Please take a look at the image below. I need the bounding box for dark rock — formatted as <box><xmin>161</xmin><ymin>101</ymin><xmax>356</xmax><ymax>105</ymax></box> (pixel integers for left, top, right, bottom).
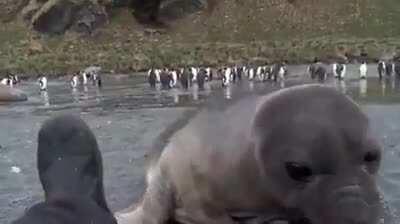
<box><xmin>129</xmin><ymin>0</ymin><xmax>210</xmax><ymax>25</ymax></box>
<box><xmin>29</xmin><ymin>0</ymin><xmax>108</xmax><ymax>35</ymax></box>
<box><xmin>129</xmin><ymin>0</ymin><xmax>162</xmax><ymax>25</ymax></box>
<box><xmin>110</xmin><ymin>0</ymin><xmax>130</xmax><ymax>7</ymax></box>
<box><xmin>31</xmin><ymin>0</ymin><xmax>76</xmax><ymax>34</ymax></box>
<box><xmin>70</xmin><ymin>2</ymin><xmax>108</xmax><ymax>35</ymax></box>
<box><xmin>159</xmin><ymin>0</ymin><xmax>207</xmax><ymax>21</ymax></box>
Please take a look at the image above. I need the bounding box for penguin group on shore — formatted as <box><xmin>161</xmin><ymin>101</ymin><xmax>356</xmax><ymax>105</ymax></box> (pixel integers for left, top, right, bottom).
<box><xmin>377</xmin><ymin>60</ymin><xmax>398</xmax><ymax>80</ymax></box>
<box><xmin>147</xmin><ymin>62</ymin><xmax>288</xmax><ymax>90</ymax></box>
<box><xmin>81</xmin><ymin>71</ymin><xmax>102</xmax><ymax>87</ymax></box>
<box><xmin>35</xmin><ymin>67</ymin><xmax>103</xmax><ymax>93</ymax></box>
<box><xmin>307</xmin><ymin>58</ymin><xmax>400</xmax><ymax>82</ymax></box>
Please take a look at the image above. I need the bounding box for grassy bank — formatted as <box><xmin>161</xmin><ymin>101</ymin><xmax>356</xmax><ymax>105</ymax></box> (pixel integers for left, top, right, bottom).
<box><xmin>1</xmin><ymin>0</ymin><xmax>400</xmax><ymax>75</ymax></box>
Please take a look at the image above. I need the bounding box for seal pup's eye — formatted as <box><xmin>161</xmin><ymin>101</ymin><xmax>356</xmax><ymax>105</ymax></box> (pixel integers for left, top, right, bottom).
<box><xmin>364</xmin><ymin>151</ymin><xmax>380</xmax><ymax>163</ymax></box>
<box><xmin>285</xmin><ymin>162</ymin><xmax>313</xmax><ymax>182</ymax></box>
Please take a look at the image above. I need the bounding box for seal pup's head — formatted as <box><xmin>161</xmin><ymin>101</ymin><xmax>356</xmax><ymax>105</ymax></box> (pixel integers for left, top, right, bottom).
<box><xmin>252</xmin><ymin>84</ymin><xmax>382</xmax><ymax>224</ymax></box>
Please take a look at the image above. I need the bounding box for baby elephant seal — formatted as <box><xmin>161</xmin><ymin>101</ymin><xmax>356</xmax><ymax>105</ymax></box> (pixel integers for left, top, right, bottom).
<box><xmin>12</xmin><ymin>115</ymin><xmax>117</xmax><ymax>224</ymax></box>
<box><xmin>116</xmin><ymin>84</ymin><xmax>382</xmax><ymax>224</ymax></box>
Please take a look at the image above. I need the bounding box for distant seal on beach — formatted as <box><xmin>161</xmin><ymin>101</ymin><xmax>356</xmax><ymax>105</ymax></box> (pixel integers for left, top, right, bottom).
<box><xmin>12</xmin><ymin>115</ymin><xmax>117</xmax><ymax>224</ymax></box>
<box><xmin>116</xmin><ymin>84</ymin><xmax>382</xmax><ymax>224</ymax></box>
<box><xmin>0</xmin><ymin>85</ymin><xmax>27</xmax><ymax>102</ymax></box>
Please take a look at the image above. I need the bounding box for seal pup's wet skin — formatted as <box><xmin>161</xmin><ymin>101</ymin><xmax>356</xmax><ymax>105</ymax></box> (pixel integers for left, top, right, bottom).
<box><xmin>117</xmin><ymin>84</ymin><xmax>382</xmax><ymax>224</ymax></box>
<box><xmin>12</xmin><ymin>115</ymin><xmax>117</xmax><ymax>224</ymax></box>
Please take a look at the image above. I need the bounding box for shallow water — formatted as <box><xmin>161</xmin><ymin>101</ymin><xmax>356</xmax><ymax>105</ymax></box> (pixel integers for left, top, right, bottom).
<box><xmin>0</xmin><ymin>64</ymin><xmax>399</xmax><ymax>223</ymax></box>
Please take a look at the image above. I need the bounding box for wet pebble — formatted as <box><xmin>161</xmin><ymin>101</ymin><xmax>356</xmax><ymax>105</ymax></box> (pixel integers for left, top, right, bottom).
<box><xmin>8</xmin><ymin>195</ymin><xmax>34</xmax><ymax>207</ymax></box>
<box><xmin>10</xmin><ymin>166</ymin><xmax>21</xmax><ymax>174</ymax></box>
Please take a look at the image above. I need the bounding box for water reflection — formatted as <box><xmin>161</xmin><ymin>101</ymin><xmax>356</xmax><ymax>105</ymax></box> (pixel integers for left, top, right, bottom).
<box><xmin>381</xmin><ymin>79</ymin><xmax>386</xmax><ymax>97</ymax></box>
<box><xmin>224</xmin><ymin>85</ymin><xmax>232</xmax><ymax>99</ymax></box>
<box><xmin>391</xmin><ymin>77</ymin><xmax>395</xmax><ymax>91</ymax></box>
<box><xmin>249</xmin><ymin>81</ymin><xmax>254</xmax><ymax>92</ymax></box>
<box><xmin>155</xmin><ymin>83</ymin><xmax>161</xmax><ymax>92</ymax></box>
<box><xmin>379</xmin><ymin>77</ymin><xmax>399</xmax><ymax>97</ymax></box>
<box><xmin>340</xmin><ymin>80</ymin><xmax>347</xmax><ymax>94</ymax></box>
<box><xmin>95</xmin><ymin>89</ymin><xmax>102</xmax><ymax>103</ymax></box>
<box><xmin>192</xmin><ymin>84</ymin><xmax>199</xmax><ymax>101</ymax></box>
<box><xmin>82</xmin><ymin>86</ymin><xmax>89</xmax><ymax>101</ymax></box>
<box><xmin>331</xmin><ymin>79</ymin><xmax>345</xmax><ymax>94</ymax></box>
<box><xmin>204</xmin><ymin>82</ymin><xmax>212</xmax><ymax>95</ymax></box>
<box><xmin>22</xmin><ymin>74</ymin><xmax>400</xmax><ymax>116</ymax></box>
<box><xmin>381</xmin><ymin>78</ymin><xmax>395</xmax><ymax>97</ymax></box>
<box><xmin>171</xmin><ymin>88</ymin><xmax>180</xmax><ymax>104</ymax></box>
<box><xmin>279</xmin><ymin>80</ymin><xmax>285</xmax><ymax>89</ymax></box>
<box><xmin>72</xmin><ymin>88</ymin><xmax>79</xmax><ymax>103</ymax></box>
<box><xmin>359</xmin><ymin>79</ymin><xmax>367</xmax><ymax>98</ymax></box>
<box><xmin>395</xmin><ymin>78</ymin><xmax>400</xmax><ymax>91</ymax></box>
<box><xmin>156</xmin><ymin>83</ymin><xmax>213</xmax><ymax>105</ymax></box>
<box><xmin>40</xmin><ymin>91</ymin><xmax>50</xmax><ymax>107</ymax></box>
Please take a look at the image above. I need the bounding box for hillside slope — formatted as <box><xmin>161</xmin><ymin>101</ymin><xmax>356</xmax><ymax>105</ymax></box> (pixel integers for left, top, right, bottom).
<box><xmin>1</xmin><ymin>0</ymin><xmax>400</xmax><ymax>74</ymax></box>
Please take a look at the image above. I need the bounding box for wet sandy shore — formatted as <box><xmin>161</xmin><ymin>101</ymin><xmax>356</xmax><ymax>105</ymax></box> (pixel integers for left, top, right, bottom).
<box><xmin>1</xmin><ymin>64</ymin><xmax>399</xmax><ymax>223</ymax></box>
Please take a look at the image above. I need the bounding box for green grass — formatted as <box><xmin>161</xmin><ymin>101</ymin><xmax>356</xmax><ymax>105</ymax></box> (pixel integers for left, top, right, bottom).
<box><xmin>2</xmin><ymin>1</ymin><xmax>400</xmax><ymax>74</ymax></box>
